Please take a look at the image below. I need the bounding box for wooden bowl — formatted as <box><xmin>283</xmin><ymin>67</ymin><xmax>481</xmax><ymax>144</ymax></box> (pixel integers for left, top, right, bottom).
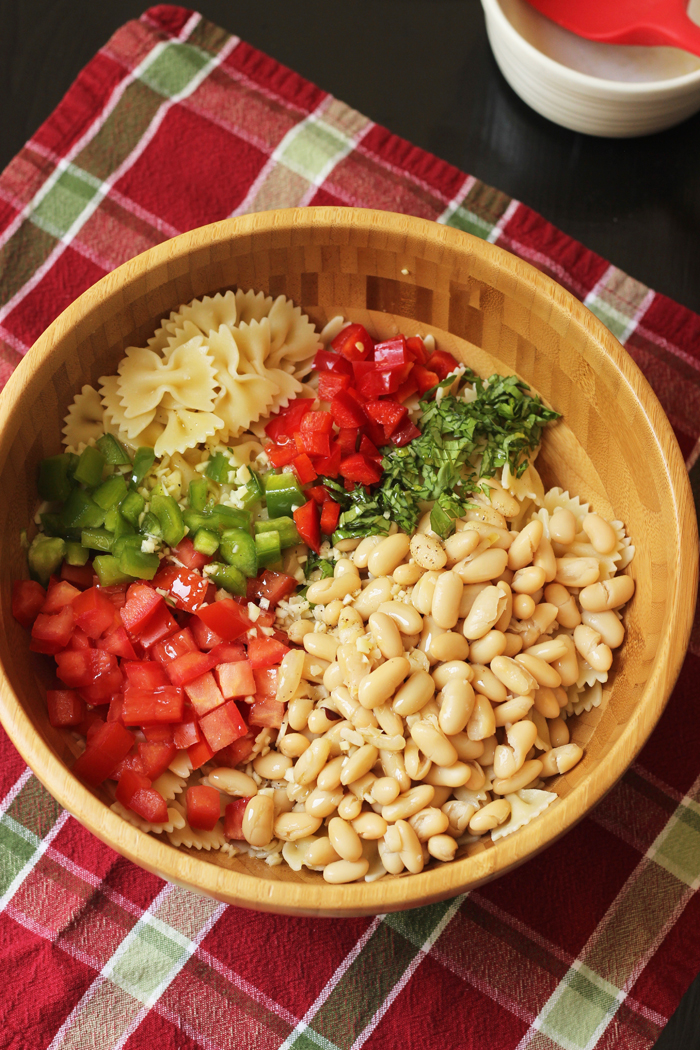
<box><xmin>0</xmin><ymin>208</ymin><xmax>696</xmax><ymax>917</ymax></box>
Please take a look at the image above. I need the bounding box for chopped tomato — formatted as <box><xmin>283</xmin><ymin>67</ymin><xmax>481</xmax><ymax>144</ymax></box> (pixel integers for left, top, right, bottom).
<box><xmin>189</xmin><ymin>618</ymin><xmax>223</xmax><ymax>651</ymax></box>
<box><xmin>12</xmin><ymin>580</ymin><xmax>46</xmax><ymax>628</ymax></box>
<box><xmin>251</xmin><ymin>570</ymin><xmax>298</xmax><ymax>608</ymax></box>
<box><xmin>123</xmin><ymin>661</ymin><xmax>169</xmax><ymax>689</ymax></box>
<box><xmin>30</xmin><ymin>605</ymin><xmax>75</xmax><ymax>655</ymax></box>
<box><xmin>55</xmin><ymin>649</ymin><xmax>118</xmax><ymax>688</ymax></box>
<box><xmin>339</xmin><ymin>452</ymin><xmax>383</xmax><ymax>486</ymax></box>
<box><xmin>107</xmin><ymin>695</ymin><xmax>125</xmax><ymax>724</ymax></box>
<box><xmin>152</xmin><ymin>626</ymin><xmax>199</xmax><ymax>663</ymax></box>
<box><xmin>173</xmin><ymin>717</ymin><xmax>201</xmax><ymax>750</ymax></box>
<box><xmin>184</xmin><ymin>671</ymin><xmax>225</xmax><ymax>717</ymax></box>
<box><xmin>137</xmin><ymin>603</ymin><xmax>179</xmax><ymax>649</ymax></box>
<box><xmin>60</xmin><ymin>561</ymin><xmax>94</xmax><ymax>590</ymax></box>
<box><xmin>72</xmin><ymin>586</ymin><xmax>117</xmax><ymax>639</ymax></box>
<box><xmin>152</xmin><ymin>564</ymin><xmax>209</xmax><ymax>614</ymax></box>
<box><xmin>137</xmin><ymin>740</ymin><xmax>177</xmax><ymax>780</ymax></box>
<box><xmin>67</xmin><ymin>626</ymin><xmax>93</xmax><ymax>651</ymax></box>
<box><xmin>216</xmin><ymin>660</ymin><xmax>256</xmax><ymax>699</ymax></box>
<box><xmin>186</xmin><ymin>785</ymin><xmax>221</xmax><ymax>831</ymax></box>
<box><xmin>224</xmin><ymin>798</ymin><xmax>251</xmax><ymax>840</ymax></box>
<box><xmin>331</xmin><ymin>322</ymin><xmax>374</xmax><ymax>361</ymax></box>
<box><xmin>78</xmin><ymin>666</ymin><xmax>124</xmax><ymax>703</ymax></box>
<box><xmin>208</xmin><ymin>642</ymin><xmax>247</xmax><ymax>665</ymax></box>
<box><xmin>293</xmin><ymin>500</ymin><xmax>320</xmax><ymax>554</ymax></box>
<box><xmin>188</xmin><ymin>737</ymin><xmax>215</xmax><ymax>770</ymax></box>
<box><xmin>199</xmin><ymin>700</ymin><xmax>247</xmax><ymax>752</ymax></box>
<box><xmin>116</xmin><ymin>769</ymin><xmax>168</xmax><ymax>824</ymax></box>
<box><xmin>96</xmin><ymin>624</ymin><xmax>137</xmax><ymax>660</ymax></box>
<box><xmin>246</xmin><ymin>636</ymin><xmax>289</xmax><ymax>670</ymax></box>
<box><xmin>253</xmin><ymin>667</ymin><xmax>278</xmax><ymax>698</ymax></box>
<box><xmin>73</xmin><ymin>721</ymin><xmax>135</xmax><ymax>786</ymax></box>
<box><xmin>320</xmin><ymin>499</ymin><xmax>341</xmax><ymax>535</ymax></box>
<box><xmin>196</xmin><ymin>599</ymin><xmax>253</xmax><ymax>642</ymax></box>
<box><xmin>46</xmin><ymin>689</ymin><xmax>85</xmax><ymax>728</ymax></box>
<box><xmin>122</xmin><ymin>686</ymin><xmax>185</xmax><ymax>725</ymax></box>
<box><xmin>120</xmin><ymin>583</ymin><xmax>163</xmax><ymax>635</ymax></box>
<box><xmin>248</xmin><ymin>696</ymin><xmax>285</xmax><ymax>728</ymax></box>
<box><xmin>42</xmin><ymin>579</ymin><xmax>81</xmax><ymax>614</ymax></box>
<box><xmin>217</xmin><ymin>730</ymin><xmax>256</xmax><ymax>768</ymax></box>
<box><xmin>166</xmin><ymin>650</ymin><xmax>218</xmax><ymax>688</ymax></box>
<box><xmin>171</xmin><ymin>536</ymin><xmax>212</xmax><ymax>572</ymax></box>
<box><xmin>142</xmin><ymin>723</ymin><xmax>174</xmax><ymax>743</ymax></box>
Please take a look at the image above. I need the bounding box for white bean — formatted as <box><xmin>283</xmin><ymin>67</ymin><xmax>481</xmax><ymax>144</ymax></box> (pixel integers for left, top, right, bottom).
<box><xmin>368</xmin><ymin>533</ymin><xmax>411</xmax><ymax>577</ymax></box>
<box><xmin>323</xmin><ymin>858</ymin><xmax>369</xmax><ymax>883</ymax></box>
<box><xmin>243</xmin><ymin>795</ymin><xmax>275</xmax><ymax>846</ymax></box>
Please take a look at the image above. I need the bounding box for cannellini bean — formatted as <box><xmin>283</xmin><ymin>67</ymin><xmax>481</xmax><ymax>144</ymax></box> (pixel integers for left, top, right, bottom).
<box><xmin>411</xmin><ymin>570</ymin><xmax>440</xmax><ymax>616</ymax></box>
<box><xmin>337</xmin><ymin>643</ymin><xmax>371</xmax><ymax>696</ymax></box>
<box><xmin>507</xmin><ymin>520</ymin><xmax>543</xmax><ymax>570</ymax></box>
<box><xmin>438</xmin><ymin>677</ymin><xmax>475</xmax><ymax>735</ymax></box>
<box><xmin>548</xmin><ymin>716</ymin><xmax>570</xmax><ymax>748</ymax></box>
<box><xmin>493</xmin><ymin>719</ymin><xmax>538</xmax><ymax>778</ymax></box>
<box><xmin>427</xmin><ymin>834</ymin><xmax>458</xmax><ymax>862</ymax></box>
<box><xmin>442</xmin><ymin>799</ymin><xmax>476</xmax><ymax>836</ymax></box>
<box><xmin>404</xmin><ymin>739</ymin><xmax>432</xmax><ymax>780</ymax></box>
<box><xmin>466</xmin><ymin>692</ymin><xmax>497</xmax><ymax>740</ymax></box>
<box><xmin>273</xmin><ymin>789</ymin><xmax>295</xmax><ymax>815</ymax></box>
<box><xmin>490</xmin><ymin>655</ymin><xmax>538</xmax><ymax>695</ymax></box>
<box><xmin>380</xmin><ymin>749</ymin><xmax>411</xmax><ymax>793</ymax></box>
<box><xmin>411</xmin><ymin>719</ymin><xmax>459</xmax><ymax>767</ymax></box>
<box><xmin>352</xmin><ymin>576</ymin><xmax>394</xmax><ymax>619</ymax></box>
<box><xmin>305</xmin><ymin>787</ymin><xmax>344</xmax><ymax>818</ymax></box>
<box><xmin>477</xmin><ymin>735</ymin><xmax>497</xmax><ymax>767</ymax></box>
<box><xmin>368</xmin><ymin>533</ymin><xmax>411</xmax><ymax>577</ymax></box>
<box><xmin>513</xmin><ymin>593</ymin><xmax>536</xmax><ymax>619</ymax></box>
<box><xmin>303</xmin><ymin>633</ymin><xmax>339</xmax><ymax>662</ymax></box>
<box><xmin>511</xmin><ymin>566</ymin><xmax>547</xmax><ymax>595</ymax></box>
<box><xmin>374</xmin><ymin>704</ymin><xmax>404</xmax><ymax>738</ymax></box>
<box><xmin>274</xmin><ymin>811</ymin><xmax>323</xmax><ymax>841</ymax></box>
<box><xmin>581</xmin><ymin>609</ymin><xmax>625</xmax><ymax>648</ymax></box>
<box><xmin>293</xmin><ymin>738</ymin><xmax>332</xmax><ymax>784</ymax></box>
<box><xmin>254</xmin><ymin>751</ymin><xmax>293</xmax><ymax>781</ymax></box>
<box><xmin>530</xmin><ymin>708</ymin><xmax>550</xmax><ymax>749</ymax></box>
<box><xmin>431</xmin><ymin>570</ymin><xmax>464</xmax><ymax>629</ymax></box>
<box><xmin>306</xmin><ymin>571</ymin><xmax>361</xmax><ymax>605</ymax></box>
<box><xmin>307</xmin><ymin>708</ymin><xmax>339</xmax><ymax>734</ymax></box>
<box><xmin>533</xmin><ymin>686</ymin><xmax>561</xmax><ymax>719</ymax></box>
<box><xmin>410</xmin><ymin>532</ymin><xmax>447</xmax><ymax>570</ymax></box>
<box><xmin>379</xmin><ymin>601</ymin><xmax>423</xmax><ymax>635</ymax></box>
<box><xmin>368</xmin><ymin>612</ymin><xmax>404</xmax><ymax>660</ymax></box>
<box><xmin>524</xmin><ymin>637</ymin><xmax>569</xmax><ymax>662</ymax></box>
<box><xmin>482</xmin><ymin>478</ymin><xmax>521</xmax><ymax>519</ymax></box>
<box><xmin>459</xmin><ymin>582</ymin><xmax>489</xmax><ymax>619</ymax></box>
<box><xmin>341</xmin><ymin>744</ymin><xmax>379</xmax><ymax>785</ymax></box>
<box><xmin>463</xmin><ymin>501</ymin><xmax>507</xmax><ymax>529</ymax></box>
<box><xmin>449</xmin><ymin>733</ymin><xmax>485</xmax><ymax>761</ymax></box>
<box><xmin>550</xmin><ymin>508</ymin><xmax>577</xmax><ymax>545</ymax></box>
<box><xmin>338</xmin><ymin>793</ymin><xmax>363</xmax><ymax>820</ymax></box>
<box><xmin>503</xmin><ymin>632</ymin><xmax>523</xmax><ymax>657</ymax></box>
<box><xmin>534</xmin><ymin>535</ymin><xmax>557</xmax><ymax>583</ymax></box>
<box><xmin>243</xmin><ymin>794</ymin><xmax>275</xmax><ymax>846</ymax></box>
<box><xmin>346</xmin><ymin>772</ymin><xmax>377</xmax><ymax>799</ymax></box>
<box><xmin>335</xmin><ymin>538</ymin><xmax>360</xmax><ymax>553</ymax></box>
<box><xmin>358</xmin><ymin>657</ymin><xmax>410</xmax><ymax>709</ymax></box>
<box><xmin>574</xmin><ymin>624</ymin><xmax>613</xmax><ymax>672</ymax></box>
<box><xmin>382</xmin><ymin>784</ymin><xmax>435</xmax><ymax>822</ymax></box>
<box><xmin>579</xmin><ymin>575</ymin><xmax>635</xmax><ymax>612</ymax></box>
<box><xmin>470</xmin><ymin>663</ymin><xmax>508</xmax><ymax>703</ymax></box>
<box><xmin>393</xmin><ymin>561</ymin><xmax>424</xmax><ymax>586</ymax></box>
<box><xmin>328</xmin><ymin>816</ymin><xmax>363</xmax><ymax>862</ymax></box>
<box><xmin>323</xmin><ymin>858</ymin><xmax>370</xmax><ymax>883</ymax></box>
<box><xmin>492</xmin><ymin>758</ymin><xmax>543</xmax><ymax>794</ymax></box>
<box><xmin>393</xmin><ymin>669</ymin><xmax>435</xmax><ymax>716</ymax></box>
<box><xmin>555</xmin><ymin>557</ymin><xmax>600</xmax><ymax>588</ymax></box>
<box><xmin>454</xmin><ymin>547</ymin><xmax>509</xmax><ymax>584</ymax></box>
<box><xmin>306</xmin><ymin>836</ymin><xmax>341</xmax><ymax>867</ymax></box>
<box><xmin>331</xmin><ymin>686</ymin><xmax>360</xmax><ymax>721</ymax></box>
<box><xmin>515</xmin><ymin>652</ymin><xmax>562</xmax><ymax>688</ymax></box>
<box><xmin>464</xmin><ymin>760</ymin><xmax>487</xmax><ymax>789</ymax></box>
<box><xmin>371</xmin><ymin>777</ymin><xmax>401</xmax><ymax>805</ymax></box>
<box><xmin>353</xmin><ymin>535</ymin><xmax>384</xmax><ymax>569</ymax></box>
<box><xmin>352</xmin><ymin>811</ymin><xmax>387</xmax><ymax>839</ymax></box>
<box><xmin>279</xmin><ymin>733</ymin><xmax>312</xmax><ymax>758</ymax></box>
<box><xmin>532</xmin><ymin>602</ymin><xmax>559</xmax><ymax>635</ymax></box>
<box><xmin>409</xmin><ymin>807</ymin><xmax>450</xmax><ymax>841</ymax></box>
<box><xmin>209</xmin><ymin>768</ymin><xmax>258</xmax><ymax>796</ymax></box>
<box><xmin>419</xmin><ymin>615</ymin><xmax>446</xmax><ymax>665</ymax></box>
<box><xmin>462</xmin><ymin>585</ymin><xmax>507</xmax><ymax>640</ymax></box>
<box><xmin>551</xmin><ymin>633</ymin><xmax>579</xmax><ymax>687</ymax></box>
<box><xmin>493</xmin><ymin>694</ymin><xmax>534</xmax><ymax>726</ymax></box>
<box><xmin>582</xmin><ymin>513</ymin><xmax>617</xmax><ymax>554</ymax></box>
<box><xmin>460</xmin><ymin>520</ymin><xmax>513</xmax><ymax>550</ymax></box>
<box><xmin>302</xmin><ymin>652</ymin><xmax>330</xmax><ymax>684</ymax></box>
<box><xmin>378</xmin><ymin>840</ymin><xmax>405</xmax><ymax>875</ymax></box>
<box><xmin>469</xmin><ymin>799</ymin><xmax>511</xmax><ymax>834</ymax></box>
<box><xmin>430</xmin><ymin>786</ymin><xmax>452</xmax><ymax>808</ymax></box>
<box><xmin>317</xmin><ymin>754</ymin><xmax>345</xmax><ymax>791</ymax></box>
<box><xmin>430</xmin><ymin>631</ymin><xmax>470</xmax><ymax>663</ymax></box>
<box><xmin>286</xmin><ymin>620</ymin><xmax>315</xmax><ymax>644</ymax></box>
<box><xmin>431</xmin><ymin>660</ymin><xmax>472</xmax><ymax>690</ymax></box>
<box><xmin>540</xmin><ymin>743</ymin><xmax>584</xmax><ymax>776</ymax></box>
<box><xmin>396</xmin><ymin>819</ymin><xmax>425</xmax><ymax>874</ymax></box>
<box><xmin>323</xmin><ymin>661</ymin><xmax>345</xmax><ymax>691</ymax></box>
<box><xmin>424</xmin><ymin>761</ymin><xmax>471</xmax><ymax>787</ymax></box>
<box><xmin>493</xmin><ymin>580</ymin><xmax>513</xmax><ymax>633</ymax></box>
<box><xmin>467</xmin><ymin>630</ymin><xmax>505</xmax><ymax>664</ymax></box>
<box><xmin>338</xmin><ymin>605</ymin><xmax>364</xmax><ymax>633</ymax></box>
<box><xmin>444</xmin><ymin>529</ymin><xmax>481</xmax><ymax>566</ymax></box>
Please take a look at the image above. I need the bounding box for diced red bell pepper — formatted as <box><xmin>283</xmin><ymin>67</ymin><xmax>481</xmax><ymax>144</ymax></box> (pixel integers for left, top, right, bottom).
<box><xmin>120</xmin><ymin>583</ymin><xmax>163</xmax><ymax>635</ymax></box>
<box><xmin>318</xmin><ymin>372</ymin><xmax>351</xmax><ymax>400</ymax></box>
<box><xmin>364</xmin><ymin>399</ymin><xmax>407</xmax><ymax>435</ymax></box>
<box><xmin>188</xmin><ymin>737</ymin><xmax>215</xmax><ymax>770</ymax></box>
<box><xmin>301</xmin><ymin>410</ymin><xmax>333</xmax><ymax>435</ymax></box>
<box><xmin>406</xmin><ymin>335</ymin><xmax>429</xmax><ymax>365</ymax></box>
<box><xmin>186</xmin><ymin>785</ymin><xmax>221</xmax><ymax>831</ymax></box>
<box><xmin>46</xmin><ymin>689</ymin><xmax>85</xmax><ymax>728</ymax></box>
<box><xmin>78</xmin><ymin>710</ymin><xmax>105</xmax><ymax>740</ymax></box>
<box><xmin>306</xmin><ymin>485</ymin><xmax>329</xmax><ymax>505</ymax></box>
<box><xmin>142</xmin><ymin>723</ymin><xmax>174</xmax><ymax>743</ymax></box>
<box><xmin>216</xmin><ymin>660</ymin><xmax>256</xmax><ymax>699</ymax></box>
<box><xmin>373</xmin><ymin>336</ymin><xmax>409</xmax><ymax>369</ymax></box>
<box><xmin>248</xmin><ymin>696</ymin><xmax>286</xmax><ymax>728</ymax></box>
<box><xmin>184</xmin><ymin>671</ymin><xmax>225</xmax><ymax>717</ymax></box>
<box><xmin>428</xmin><ymin>349</ymin><xmax>460</xmax><ymax>379</ymax></box>
<box><xmin>171</xmin><ymin>536</ymin><xmax>212</xmax><ymax>572</ymax></box>
<box><xmin>267</xmin><ymin>442</ymin><xmax>298</xmax><ymax>468</ymax></box>
<box><xmin>331</xmin><ymin>322</ymin><xmax>374</xmax><ymax>361</ymax></box>
<box><xmin>246</xmin><ymin>570</ymin><xmax>297</xmax><ymax>608</ymax></box>
<box><xmin>264</xmin><ymin>398</ymin><xmax>315</xmax><ymax>442</ymax></box>
<box><xmin>246</xmin><ymin>636</ymin><xmax>289</xmax><ymax>670</ymax></box>
<box><xmin>330</xmin><ymin>390</ymin><xmax>367</xmax><ymax>429</ymax></box>
<box><xmin>122</xmin><ymin>686</ymin><xmax>185</xmax><ymax>725</ymax></box>
<box><xmin>152</xmin><ymin>564</ymin><xmax>209</xmax><ymax>614</ymax></box>
<box><xmin>55</xmin><ymin>648</ymin><xmax>118</xmax><ymax>688</ymax></box>
<box><xmin>123</xmin><ymin>661</ymin><xmax>170</xmax><ymax>689</ymax></box>
<box><xmin>208</xmin><ymin>642</ymin><xmax>247</xmax><ymax>665</ymax></box>
<box><xmin>107</xmin><ymin>695</ymin><xmax>125</xmax><ymax>724</ymax></box>
<box><xmin>253</xmin><ymin>667</ymin><xmax>278</xmax><ymax>698</ymax></box>
<box><xmin>30</xmin><ymin>605</ymin><xmax>75</xmax><ymax>655</ymax></box>
<box><xmin>412</xmin><ymin>364</ymin><xmax>440</xmax><ymax>395</ymax></box>
<box><xmin>217</xmin><ymin>729</ymin><xmax>256</xmax><ymax>768</ymax></box>
<box><xmin>390</xmin><ymin>418</ymin><xmax>422</xmax><ymax>447</ymax></box>
<box><xmin>224</xmin><ymin>798</ymin><xmax>251</xmax><ymax>840</ymax></box>
<box><xmin>113</xmin><ymin>748</ymin><xmax>144</xmax><ymax>779</ymax></box>
<box><xmin>313</xmin><ymin>440</ymin><xmax>342</xmax><ymax>479</ymax></box>
<box><xmin>293</xmin><ymin>499</ymin><xmax>320</xmax><ymax>554</ymax></box>
<box><xmin>359</xmin><ymin>434</ymin><xmax>382</xmax><ymax>463</ymax></box>
<box><xmin>189</xmin><ymin>618</ymin><xmax>223</xmax><ymax>652</ymax></box>
<box><xmin>72</xmin><ymin>586</ymin><xmax>117</xmax><ymax>639</ymax></box>
<box><xmin>42</xmin><ymin>579</ymin><xmax>81</xmax><ymax>614</ymax></box>
<box><xmin>12</xmin><ymin>579</ymin><xmax>46</xmax><ymax>628</ymax></box>
<box><xmin>299</xmin><ymin>430</ymin><xmax>331</xmax><ymax>458</ymax></box>
<box><xmin>166</xmin><ymin>650</ymin><xmax>217</xmax><ymax>688</ymax></box>
<box><xmin>197</xmin><ymin>599</ymin><xmax>253</xmax><ymax>641</ymax></box>
<box><xmin>353</xmin><ymin>363</ymin><xmax>403</xmax><ymax>399</ymax></box>
<box><xmin>292</xmin><ymin>453</ymin><xmax>317</xmax><ymax>485</ymax></box>
<box><xmin>199</xmin><ymin>700</ymin><xmax>247</xmax><ymax>752</ymax></box>
<box><xmin>338</xmin><ymin>427</ymin><xmax>360</xmax><ymax>454</ymax></box>
<box><xmin>116</xmin><ymin>768</ymin><xmax>151</xmax><ymax>808</ymax></box>
<box><xmin>137</xmin><ymin>741</ymin><xmax>177</xmax><ymax>780</ymax></box>
<box><xmin>319</xmin><ymin>498</ymin><xmax>341</xmax><ymax>535</ymax></box>
<box><xmin>67</xmin><ymin>626</ymin><xmax>93</xmax><ymax>651</ymax></box>
<box><xmin>73</xmin><ymin>721</ymin><xmax>135</xmax><ymax>786</ymax></box>
<box><xmin>339</xmin><ymin>453</ymin><xmax>383</xmax><ymax>486</ymax></box>
<box><xmin>78</xmin><ymin>666</ymin><xmax>125</xmax><ymax>704</ymax></box>
<box><xmin>313</xmin><ymin>349</ymin><xmax>353</xmax><ymax>375</ymax></box>
<box><xmin>152</xmin><ymin>626</ymin><xmax>199</xmax><ymax>663</ymax></box>
<box><xmin>173</xmin><ymin>717</ymin><xmax>201</xmax><ymax>750</ymax></box>
<box><xmin>97</xmin><ymin>625</ymin><xmax>137</xmax><ymax>660</ymax></box>
<box><xmin>394</xmin><ymin>374</ymin><xmax>420</xmax><ymax>404</ymax></box>
<box><xmin>137</xmin><ymin>603</ymin><xmax>179</xmax><ymax>649</ymax></box>
<box><xmin>60</xmin><ymin>561</ymin><xmax>94</xmax><ymax>590</ymax></box>
<box><xmin>116</xmin><ymin>769</ymin><xmax>168</xmax><ymax>824</ymax></box>
<box><xmin>362</xmin><ymin>418</ymin><xmax>387</xmax><ymax>450</ymax></box>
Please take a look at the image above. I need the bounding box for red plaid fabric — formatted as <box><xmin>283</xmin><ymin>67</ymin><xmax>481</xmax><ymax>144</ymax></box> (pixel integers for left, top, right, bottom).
<box><xmin>0</xmin><ymin>7</ymin><xmax>698</xmax><ymax>1048</ymax></box>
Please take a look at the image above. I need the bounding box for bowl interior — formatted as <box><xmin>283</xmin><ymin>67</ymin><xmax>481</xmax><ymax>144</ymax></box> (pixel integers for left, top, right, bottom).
<box><xmin>0</xmin><ymin>208</ymin><xmax>695</xmax><ymax>916</ymax></box>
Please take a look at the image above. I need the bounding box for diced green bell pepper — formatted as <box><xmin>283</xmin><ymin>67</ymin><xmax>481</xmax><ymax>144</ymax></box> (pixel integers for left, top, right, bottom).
<box><xmin>104</xmin><ymin>507</ymin><xmax>136</xmax><ymax>540</ymax></box>
<box><xmin>118</xmin><ymin>546</ymin><xmax>160</xmax><ymax>580</ymax></box>
<box><xmin>254</xmin><ymin>516</ymin><xmax>300</xmax><ymax>549</ymax></box>
<box><xmin>64</xmin><ymin>541</ymin><xmax>90</xmax><ymax>566</ymax></box>
<box><xmin>96</xmin><ymin>433</ymin><xmax>131</xmax><ymax>466</ymax></box>
<box><xmin>206</xmin><ymin>452</ymin><xmax>232</xmax><ymax>484</ymax></box>
<box><xmin>93</xmin><ymin>554</ymin><xmax>135</xmax><ymax>586</ymax></box>
<box><xmin>60</xmin><ymin>489</ymin><xmax>106</xmax><ymax>530</ymax></box>
<box><xmin>264</xmin><ymin>472</ymin><xmax>305</xmax><ymax>519</ymax></box>
<box><xmin>255</xmin><ymin>530</ymin><xmax>281</xmax><ymax>568</ymax></box>
<box><xmin>220</xmin><ymin>528</ymin><xmax>258</xmax><ymax>577</ymax></box>
<box><xmin>239</xmin><ymin>469</ymin><xmax>264</xmax><ymax>508</ymax></box>
<box><xmin>208</xmin><ymin>505</ymin><xmax>251</xmax><ymax>532</ymax></box>
<box><xmin>80</xmin><ymin>528</ymin><xmax>114</xmax><ymax>553</ymax></box>
<box><xmin>139</xmin><ymin>511</ymin><xmax>162</xmax><ymax>539</ymax></box>
<box><xmin>182</xmin><ymin>509</ymin><xmax>210</xmax><ymax>534</ymax></box>
<box><xmin>39</xmin><ymin>512</ymin><xmax>67</xmax><ymax>538</ymax></box>
<box><xmin>207</xmin><ymin>563</ymin><xmax>246</xmax><ymax>596</ymax></box>
<box><xmin>112</xmin><ymin>534</ymin><xmax>143</xmax><ymax>560</ymax></box>
<box><xmin>93</xmin><ymin>474</ymin><xmax>128</xmax><ymax>510</ymax></box>
<box><xmin>38</xmin><ymin>454</ymin><xmax>74</xmax><ymax>503</ymax></box>
<box><xmin>149</xmin><ymin>494</ymin><xmax>185</xmax><ymax>548</ymax></box>
<box><xmin>73</xmin><ymin>445</ymin><xmax>105</xmax><ymax>487</ymax></box>
<box><xmin>119</xmin><ymin>489</ymin><xmax>145</xmax><ymax>528</ymax></box>
<box><xmin>28</xmin><ymin>534</ymin><xmax>65</xmax><ymax>584</ymax></box>
<box><xmin>188</xmin><ymin>478</ymin><xmax>209</xmax><ymax>512</ymax></box>
<box><xmin>193</xmin><ymin>529</ymin><xmax>220</xmax><ymax>556</ymax></box>
<box><xmin>131</xmin><ymin>447</ymin><xmax>155</xmax><ymax>488</ymax></box>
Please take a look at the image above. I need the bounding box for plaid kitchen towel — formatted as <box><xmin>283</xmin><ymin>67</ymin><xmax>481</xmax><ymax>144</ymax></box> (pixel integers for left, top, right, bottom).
<box><xmin>0</xmin><ymin>7</ymin><xmax>699</xmax><ymax>1049</ymax></box>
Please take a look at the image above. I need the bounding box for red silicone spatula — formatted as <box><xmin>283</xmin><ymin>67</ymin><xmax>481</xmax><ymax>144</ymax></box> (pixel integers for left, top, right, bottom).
<box><xmin>523</xmin><ymin>0</ymin><xmax>700</xmax><ymax>60</ymax></box>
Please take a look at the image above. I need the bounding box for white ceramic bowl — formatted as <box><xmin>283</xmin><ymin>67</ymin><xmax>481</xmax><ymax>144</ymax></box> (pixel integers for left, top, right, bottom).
<box><xmin>482</xmin><ymin>0</ymin><xmax>700</xmax><ymax>136</ymax></box>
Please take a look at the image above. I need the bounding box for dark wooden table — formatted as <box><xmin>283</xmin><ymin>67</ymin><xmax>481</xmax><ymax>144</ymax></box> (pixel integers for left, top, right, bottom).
<box><xmin>0</xmin><ymin>2</ymin><xmax>698</xmax><ymax>1046</ymax></box>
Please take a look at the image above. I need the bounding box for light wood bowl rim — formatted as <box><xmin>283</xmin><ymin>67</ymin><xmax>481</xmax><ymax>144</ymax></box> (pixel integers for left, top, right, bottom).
<box><xmin>0</xmin><ymin>207</ymin><xmax>696</xmax><ymax>917</ymax></box>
